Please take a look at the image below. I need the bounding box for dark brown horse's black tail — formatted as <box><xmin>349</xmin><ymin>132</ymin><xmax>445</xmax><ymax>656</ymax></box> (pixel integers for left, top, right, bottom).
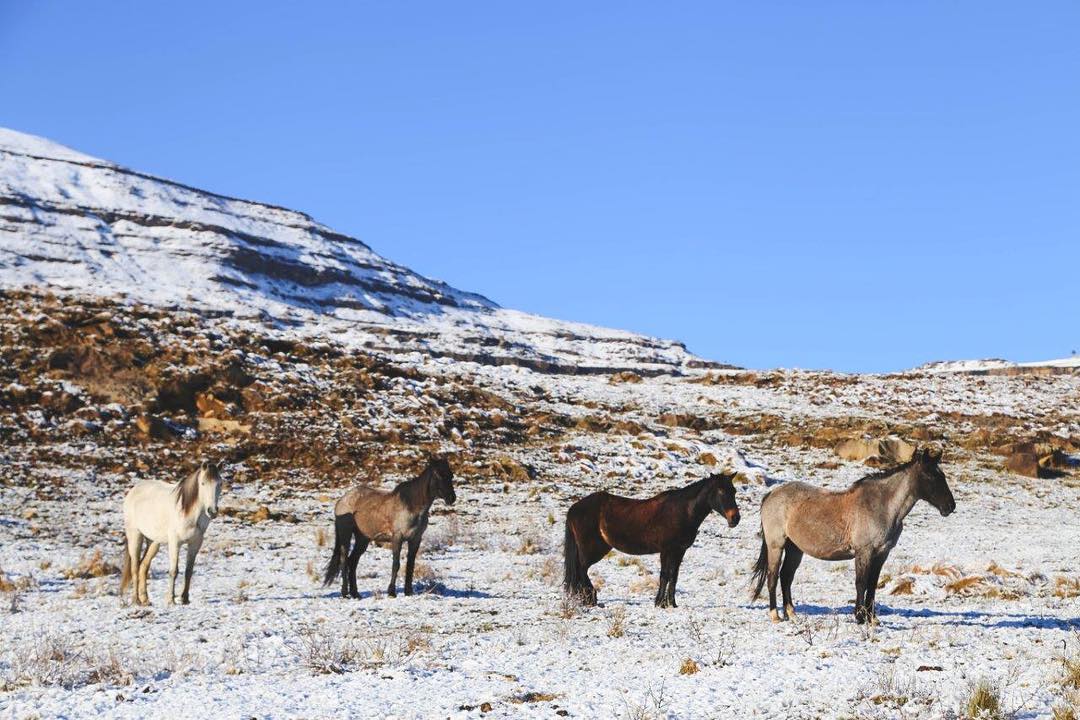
<box><xmin>322</xmin><ymin>514</ymin><xmax>352</xmax><ymax>586</ymax></box>
<box><xmin>563</xmin><ymin>519</ymin><xmax>583</xmax><ymax>592</ymax></box>
<box><xmin>750</xmin><ymin>531</ymin><xmax>769</xmax><ymax>600</ymax></box>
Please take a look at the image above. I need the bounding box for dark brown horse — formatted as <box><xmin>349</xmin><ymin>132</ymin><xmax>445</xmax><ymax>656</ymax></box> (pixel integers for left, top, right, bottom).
<box><xmin>564</xmin><ymin>472</ymin><xmax>741</xmax><ymax>608</ymax></box>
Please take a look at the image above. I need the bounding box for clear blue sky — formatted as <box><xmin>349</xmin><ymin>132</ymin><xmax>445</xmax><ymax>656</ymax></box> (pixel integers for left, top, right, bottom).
<box><xmin>2</xmin><ymin>2</ymin><xmax>1077</xmax><ymax>372</ymax></box>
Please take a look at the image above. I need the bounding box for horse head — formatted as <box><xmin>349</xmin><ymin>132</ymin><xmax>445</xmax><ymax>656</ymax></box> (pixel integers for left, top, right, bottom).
<box><xmin>197</xmin><ymin>460</ymin><xmax>224</xmax><ymax>518</ymax></box>
<box><xmin>427</xmin><ymin>456</ymin><xmax>456</xmax><ymax>506</ymax></box>
<box><xmin>912</xmin><ymin>446</ymin><xmax>955</xmax><ymax>516</ymax></box>
<box><xmin>708</xmin><ymin>472</ymin><xmax>741</xmax><ymax>527</ymax></box>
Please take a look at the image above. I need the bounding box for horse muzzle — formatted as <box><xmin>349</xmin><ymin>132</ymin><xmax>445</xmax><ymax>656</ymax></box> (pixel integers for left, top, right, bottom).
<box><xmin>206</xmin><ymin>507</ymin><xmax>219</xmax><ymax>519</ymax></box>
<box><xmin>724</xmin><ymin>509</ymin><xmax>741</xmax><ymax>528</ymax></box>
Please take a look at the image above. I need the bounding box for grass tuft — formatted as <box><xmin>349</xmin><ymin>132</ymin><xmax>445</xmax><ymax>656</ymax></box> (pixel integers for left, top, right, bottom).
<box><xmin>963</xmin><ymin>678</ymin><xmax>1003</xmax><ymax>720</ymax></box>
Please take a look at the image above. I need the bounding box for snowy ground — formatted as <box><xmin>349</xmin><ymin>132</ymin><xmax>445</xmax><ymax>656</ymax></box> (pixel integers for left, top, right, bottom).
<box><xmin>2</xmin><ymin>377</ymin><xmax>1078</xmax><ymax>719</ymax></box>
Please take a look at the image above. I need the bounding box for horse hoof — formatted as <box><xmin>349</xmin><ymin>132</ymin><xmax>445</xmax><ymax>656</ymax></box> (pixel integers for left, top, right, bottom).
<box><xmin>181</xmin><ymin>597</ymin><xmax>190</xmax><ymax>606</ymax></box>
<box><xmin>349</xmin><ymin>593</ymin><xmax>360</xmax><ymax>600</ymax></box>
<box><xmin>769</xmin><ymin>609</ymin><xmax>783</xmax><ymax>623</ymax></box>
<box><xmin>784</xmin><ymin>605</ymin><xmax>797</xmax><ymax>619</ymax></box>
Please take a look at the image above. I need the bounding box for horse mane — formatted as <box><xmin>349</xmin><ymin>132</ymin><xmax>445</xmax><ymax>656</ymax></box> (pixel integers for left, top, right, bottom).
<box><xmin>850</xmin><ymin>458</ymin><xmax>916</xmax><ymax>487</ymax></box>
<box><xmin>395</xmin><ymin>460</ymin><xmax>436</xmax><ymax>510</ymax></box>
<box><xmin>174</xmin><ymin>469</ymin><xmax>201</xmax><ymax>515</ymax></box>
<box><xmin>664</xmin><ymin>474</ymin><xmax>715</xmax><ymax>500</ymax></box>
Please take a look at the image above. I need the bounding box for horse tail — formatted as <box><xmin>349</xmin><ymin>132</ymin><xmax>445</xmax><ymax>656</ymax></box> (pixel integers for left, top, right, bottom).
<box><xmin>563</xmin><ymin>515</ymin><xmax>582</xmax><ymax>592</ymax></box>
<box><xmin>749</xmin><ymin>530</ymin><xmax>769</xmax><ymax>600</ymax></box>
<box><xmin>119</xmin><ymin>533</ymin><xmax>132</xmax><ymax>595</ymax></box>
<box><xmin>322</xmin><ymin>514</ymin><xmax>351</xmax><ymax>586</ymax></box>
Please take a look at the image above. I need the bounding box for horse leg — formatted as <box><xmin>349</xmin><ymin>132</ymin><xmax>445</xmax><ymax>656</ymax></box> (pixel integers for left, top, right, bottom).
<box><xmin>404</xmin><ymin>536</ymin><xmax>421</xmax><ymax>596</ymax></box>
<box><xmin>387</xmin><ymin>537</ymin><xmax>403</xmax><ymax>598</ymax></box>
<box><xmin>654</xmin><ymin>554</ymin><xmax>670</xmax><ymax>608</ymax></box>
<box><xmin>124</xmin><ymin>529</ymin><xmax>143</xmax><ymax>604</ymax></box>
<box><xmin>779</xmin><ymin>541</ymin><xmax>803</xmax><ymax>619</ymax></box>
<box><xmin>862</xmin><ymin>552</ymin><xmax>889</xmax><ymax>624</ymax></box>
<box><xmin>853</xmin><ymin>552</ymin><xmax>872</xmax><ymax>624</ymax></box>
<box><xmin>767</xmin><ymin>542</ymin><xmax>785</xmax><ymax>622</ymax></box>
<box><xmin>659</xmin><ymin>548</ymin><xmax>686</xmax><ymax>608</ymax></box>
<box><xmin>578</xmin><ymin>537</ymin><xmax>609</xmax><ymax>607</ymax></box>
<box><xmin>137</xmin><ymin>541</ymin><xmax>159</xmax><ymax>606</ymax></box>
<box><xmin>347</xmin><ymin>533</ymin><xmax>368</xmax><ymax>599</ymax></box>
<box><xmin>181</xmin><ymin>535</ymin><xmax>202</xmax><ymax>605</ymax></box>
<box><xmin>166</xmin><ymin>539</ymin><xmax>180</xmax><ymax>606</ymax></box>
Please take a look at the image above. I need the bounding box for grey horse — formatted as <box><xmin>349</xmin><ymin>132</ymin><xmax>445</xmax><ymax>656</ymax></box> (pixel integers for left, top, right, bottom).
<box><xmin>751</xmin><ymin>446</ymin><xmax>955</xmax><ymax>624</ymax></box>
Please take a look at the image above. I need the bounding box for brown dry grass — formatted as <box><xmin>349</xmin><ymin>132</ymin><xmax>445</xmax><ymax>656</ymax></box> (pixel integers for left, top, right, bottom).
<box><xmin>616</xmin><ymin>556</ymin><xmax>649</xmax><ymax>575</ymax></box>
<box><xmin>511</xmin><ymin>691</ymin><xmax>559</xmax><ymax>704</ymax></box>
<box><xmin>1052</xmin><ymin>705</ymin><xmax>1077</xmax><ymax>720</ymax></box>
<box><xmin>1055</xmin><ymin>577</ymin><xmax>1080</xmax><ymax>599</ymax></box>
<box><xmin>679</xmin><ymin>658</ymin><xmax>700</xmax><ymax>675</ymax></box>
<box><xmin>607</xmin><ymin>605</ymin><xmax>627</xmax><ymax>638</ymax></box>
<box><xmin>907</xmin><ymin>563</ymin><xmax>963</xmax><ymax>579</ymax></box>
<box><xmin>629</xmin><ymin>575</ymin><xmax>659</xmax><ymax>595</ymax></box>
<box><xmin>944</xmin><ymin>576</ymin><xmax>987</xmax><ymax>594</ymax></box>
<box><xmin>889</xmin><ymin>577</ymin><xmax>915</xmax><ymax>595</ymax></box>
<box><xmin>516</xmin><ymin>536</ymin><xmax>542</xmax><ymax>555</ymax></box>
<box><xmin>963</xmin><ymin>678</ymin><xmax>1003</xmax><ymax>719</ymax></box>
<box><xmin>62</xmin><ymin>549</ymin><xmax>119</xmax><ymax>580</ymax></box>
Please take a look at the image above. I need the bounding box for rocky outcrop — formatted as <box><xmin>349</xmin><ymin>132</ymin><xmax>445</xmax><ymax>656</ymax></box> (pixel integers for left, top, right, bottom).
<box><xmin>834</xmin><ymin>436</ymin><xmax>916</xmax><ymax>466</ymax></box>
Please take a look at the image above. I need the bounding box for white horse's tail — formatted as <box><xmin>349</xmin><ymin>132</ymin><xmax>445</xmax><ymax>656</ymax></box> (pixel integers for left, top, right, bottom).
<box><xmin>119</xmin><ymin>534</ymin><xmax>132</xmax><ymax>595</ymax></box>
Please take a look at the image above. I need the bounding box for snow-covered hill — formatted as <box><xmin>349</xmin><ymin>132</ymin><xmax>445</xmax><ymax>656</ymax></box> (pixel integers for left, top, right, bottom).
<box><xmin>0</xmin><ymin>128</ymin><xmax>711</xmax><ymax>375</ymax></box>
<box><xmin>914</xmin><ymin>356</ymin><xmax>1080</xmax><ymax>375</ymax></box>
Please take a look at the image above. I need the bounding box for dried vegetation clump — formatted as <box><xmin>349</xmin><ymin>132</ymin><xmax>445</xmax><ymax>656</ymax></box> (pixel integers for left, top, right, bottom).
<box><xmin>61</xmin><ymin>550</ymin><xmax>119</xmax><ymax>580</ymax></box>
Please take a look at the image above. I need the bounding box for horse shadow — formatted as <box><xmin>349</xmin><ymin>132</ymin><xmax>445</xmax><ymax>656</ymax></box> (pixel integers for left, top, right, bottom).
<box><xmin>235</xmin><ymin>586</ymin><xmax>496</xmax><ymax>604</ymax></box>
<box><xmin>761</xmin><ymin>602</ymin><xmax>1079</xmax><ymax>630</ymax></box>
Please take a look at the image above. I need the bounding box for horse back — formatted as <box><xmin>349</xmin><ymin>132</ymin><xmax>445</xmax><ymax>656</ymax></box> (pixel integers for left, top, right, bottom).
<box><xmin>594</xmin><ymin>492</ymin><xmax>686</xmax><ymax>555</ymax></box>
<box><xmin>123</xmin><ymin>480</ymin><xmax>183</xmax><ymax>540</ymax></box>
<box><xmin>763</xmin><ymin>481</ymin><xmax>858</xmax><ymax>560</ymax></box>
<box><xmin>350</xmin><ymin>487</ymin><xmax>409</xmax><ymax>542</ymax></box>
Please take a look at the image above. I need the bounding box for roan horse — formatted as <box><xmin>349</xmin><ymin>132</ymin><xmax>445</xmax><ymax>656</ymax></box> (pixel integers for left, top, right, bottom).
<box><xmin>120</xmin><ymin>460</ymin><xmax>224</xmax><ymax>606</ymax></box>
<box><xmin>324</xmin><ymin>457</ymin><xmax>456</xmax><ymax>599</ymax></box>
<box><xmin>751</xmin><ymin>446</ymin><xmax>955</xmax><ymax>624</ymax></box>
<box><xmin>564</xmin><ymin>472</ymin><xmax>741</xmax><ymax>608</ymax></box>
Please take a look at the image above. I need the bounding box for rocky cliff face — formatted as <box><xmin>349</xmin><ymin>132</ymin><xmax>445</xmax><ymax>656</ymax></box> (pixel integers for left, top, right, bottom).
<box><xmin>0</xmin><ymin>128</ymin><xmax>713</xmax><ymax>375</ymax></box>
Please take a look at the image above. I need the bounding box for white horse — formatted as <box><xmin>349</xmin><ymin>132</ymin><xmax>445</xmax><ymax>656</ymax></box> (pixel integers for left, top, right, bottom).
<box><xmin>120</xmin><ymin>460</ymin><xmax>223</xmax><ymax>606</ymax></box>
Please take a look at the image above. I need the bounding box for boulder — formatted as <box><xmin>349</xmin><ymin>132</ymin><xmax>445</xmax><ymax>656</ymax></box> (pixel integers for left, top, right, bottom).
<box><xmin>197</xmin><ymin>417</ymin><xmax>251</xmax><ymax>436</ymax></box>
<box><xmin>834</xmin><ymin>436</ymin><xmax>916</xmax><ymax>465</ymax></box>
<box><xmin>195</xmin><ymin>391</ymin><xmax>229</xmax><ymax>418</ymax></box>
<box><xmin>135</xmin><ymin>413</ymin><xmax>178</xmax><ymax>441</ymax></box>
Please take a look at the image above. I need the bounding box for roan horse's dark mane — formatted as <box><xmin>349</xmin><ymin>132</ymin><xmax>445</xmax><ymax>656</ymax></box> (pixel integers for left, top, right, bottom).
<box><xmin>850</xmin><ymin>458</ymin><xmax>917</xmax><ymax>487</ymax></box>
<box><xmin>174</xmin><ymin>469</ymin><xmax>201</xmax><ymax>515</ymax></box>
<box><xmin>395</xmin><ymin>459</ymin><xmax>444</xmax><ymax>512</ymax></box>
